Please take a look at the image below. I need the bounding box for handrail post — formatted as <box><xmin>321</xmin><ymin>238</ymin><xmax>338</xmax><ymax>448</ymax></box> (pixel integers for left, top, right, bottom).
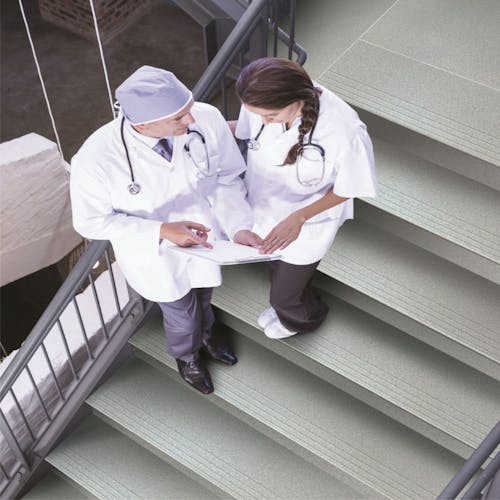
<box><xmin>0</xmin><ymin>411</ymin><xmax>28</xmax><ymax>470</ymax></box>
<box><xmin>438</xmin><ymin>421</ymin><xmax>500</xmax><ymax>499</ymax></box>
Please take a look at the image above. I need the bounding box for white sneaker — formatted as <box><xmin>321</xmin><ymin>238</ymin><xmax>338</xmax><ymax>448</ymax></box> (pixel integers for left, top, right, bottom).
<box><xmin>264</xmin><ymin>318</ymin><xmax>298</xmax><ymax>339</ymax></box>
<box><xmin>257</xmin><ymin>306</ymin><xmax>278</xmax><ymax>329</ymax></box>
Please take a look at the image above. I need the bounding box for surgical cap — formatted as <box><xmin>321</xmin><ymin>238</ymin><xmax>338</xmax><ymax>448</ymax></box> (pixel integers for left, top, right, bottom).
<box><xmin>115</xmin><ymin>65</ymin><xmax>193</xmax><ymax>125</ymax></box>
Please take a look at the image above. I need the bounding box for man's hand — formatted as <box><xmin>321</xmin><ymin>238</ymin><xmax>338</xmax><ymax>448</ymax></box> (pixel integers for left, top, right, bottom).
<box><xmin>260</xmin><ymin>212</ymin><xmax>306</xmax><ymax>254</ymax></box>
<box><xmin>233</xmin><ymin>229</ymin><xmax>263</xmax><ymax>249</ymax></box>
<box><xmin>160</xmin><ymin>221</ymin><xmax>213</xmax><ymax>248</ymax></box>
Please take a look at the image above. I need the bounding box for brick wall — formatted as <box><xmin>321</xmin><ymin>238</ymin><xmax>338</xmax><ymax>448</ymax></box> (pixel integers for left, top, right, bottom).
<box><xmin>39</xmin><ymin>0</ymin><xmax>156</xmax><ymax>43</ymax></box>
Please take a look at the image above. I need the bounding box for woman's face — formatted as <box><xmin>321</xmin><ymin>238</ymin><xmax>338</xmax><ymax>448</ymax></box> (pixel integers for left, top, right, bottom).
<box><xmin>243</xmin><ymin>101</ymin><xmax>303</xmax><ymax>126</ymax></box>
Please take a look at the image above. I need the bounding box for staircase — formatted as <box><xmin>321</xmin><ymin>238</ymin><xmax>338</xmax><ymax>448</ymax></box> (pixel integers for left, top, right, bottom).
<box><xmin>25</xmin><ymin>0</ymin><xmax>500</xmax><ymax>498</ymax></box>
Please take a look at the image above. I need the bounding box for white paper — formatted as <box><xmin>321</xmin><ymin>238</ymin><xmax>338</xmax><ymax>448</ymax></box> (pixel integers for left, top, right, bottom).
<box><xmin>169</xmin><ymin>240</ymin><xmax>281</xmax><ymax>265</ymax></box>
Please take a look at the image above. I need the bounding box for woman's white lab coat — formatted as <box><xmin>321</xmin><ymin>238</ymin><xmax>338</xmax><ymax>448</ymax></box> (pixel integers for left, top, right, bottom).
<box><xmin>71</xmin><ymin>102</ymin><xmax>252</xmax><ymax>302</ymax></box>
<box><xmin>235</xmin><ymin>85</ymin><xmax>376</xmax><ymax>265</ymax></box>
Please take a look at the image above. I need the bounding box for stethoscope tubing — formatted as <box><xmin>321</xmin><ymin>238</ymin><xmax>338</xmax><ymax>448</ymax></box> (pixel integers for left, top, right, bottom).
<box><xmin>120</xmin><ymin>118</ymin><xmax>210</xmax><ymax>195</ymax></box>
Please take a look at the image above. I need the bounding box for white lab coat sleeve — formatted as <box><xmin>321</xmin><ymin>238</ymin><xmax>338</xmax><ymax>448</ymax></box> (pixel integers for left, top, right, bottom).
<box><xmin>211</xmin><ymin>112</ymin><xmax>253</xmax><ymax>239</ymax></box>
<box><xmin>70</xmin><ymin>156</ymin><xmax>162</xmax><ymax>247</ymax></box>
<box><xmin>332</xmin><ymin>124</ymin><xmax>377</xmax><ymax>198</ymax></box>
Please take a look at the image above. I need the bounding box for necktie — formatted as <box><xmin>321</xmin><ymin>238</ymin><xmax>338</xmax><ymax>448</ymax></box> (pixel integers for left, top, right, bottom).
<box><xmin>153</xmin><ymin>138</ymin><xmax>173</xmax><ymax>162</ymax></box>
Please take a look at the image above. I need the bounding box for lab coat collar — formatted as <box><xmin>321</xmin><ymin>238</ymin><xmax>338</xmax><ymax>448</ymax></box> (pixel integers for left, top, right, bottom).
<box><xmin>126</xmin><ymin>121</ymin><xmax>173</xmax><ymax>149</ymax></box>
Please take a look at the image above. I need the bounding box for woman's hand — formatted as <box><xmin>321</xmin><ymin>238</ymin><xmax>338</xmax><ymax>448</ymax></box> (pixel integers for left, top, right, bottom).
<box><xmin>260</xmin><ymin>212</ymin><xmax>306</xmax><ymax>254</ymax></box>
<box><xmin>233</xmin><ymin>229</ymin><xmax>264</xmax><ymax>248</ymax></box>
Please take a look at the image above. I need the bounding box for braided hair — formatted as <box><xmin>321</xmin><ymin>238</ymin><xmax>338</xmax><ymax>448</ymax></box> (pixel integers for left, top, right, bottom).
<box><xmin>235</xmin><ymin>57</ymin><xmax>321</xmax><ymax>165</ymax></box>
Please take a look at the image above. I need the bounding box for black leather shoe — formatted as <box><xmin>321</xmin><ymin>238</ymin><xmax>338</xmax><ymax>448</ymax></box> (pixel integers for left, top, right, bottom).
<box><xmin>202</xmin><ymin>340</ymin><xmax>238</xmax><ymax>366</ymax></box>
<box><xmin>176</xmin><ymin>358</ymin><xmax>214</xmax><ymax>394</ymax></box>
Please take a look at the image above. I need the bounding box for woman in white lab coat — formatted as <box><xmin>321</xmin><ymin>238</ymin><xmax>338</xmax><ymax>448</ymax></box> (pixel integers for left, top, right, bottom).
<box><xmin>235</xmin><ymin>57</ymin><xmax>376</xmax><ymax>339</ymax></box>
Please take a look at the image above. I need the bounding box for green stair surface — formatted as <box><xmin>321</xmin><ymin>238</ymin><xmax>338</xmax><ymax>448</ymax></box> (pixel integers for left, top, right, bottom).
<box><xmin>46</xmin><ymin>416</ymin><xmax>218</xmax><ymax>500</ymax></box>
<box><xmin>86</xmin><ymin>358</ymin><xmax>362</xmax><ymax>500</ymax></box>
<box><xmin>319</xmin><ymin>41</ymin><xmax>500</xmax><ymax>167</ymax></box>
<box><xmin>23</xmin><ymin>471</ymin><xmax>90</xmax><ymax>499</ymax></box>
<box><xmin>319</xmin><ymin>220</ymin><xmax>500</xmax><ymax>379</ymax></box>
<box><xmin>362</xmin><ymin>138</ymin><xmax>500</xmax><ymax>283</ymax></box>
<box><xmin>130</xmin><ymin>316</ymin><xmax>465</xmax><ymax>499</ymax></box>
<box><xmin>210</xmin><ymin>264</ymin><xmax>500</xmax><ymax>459</ymax></box>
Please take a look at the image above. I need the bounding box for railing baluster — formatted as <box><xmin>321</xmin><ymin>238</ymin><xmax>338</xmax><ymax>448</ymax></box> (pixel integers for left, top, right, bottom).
<box><xmin>272</xmin><ymin>0</ymin><xmax>279</xmax><ymax>56</ymax></box>
<box><xmin>220</xmin><ymin>77</ymin><xmax>227</xmax><ymax>118</ymax></box>
<box><xmin>264</xmin><ymin>0</ymin><xmax>269</xmax><ymax>56</ymax></box>
<box><xmin>288</xmin><ymin>0</ymin><xmax>296</xmax><ymax>60</ymax></box>
<box><xmin>72</xmin><ymin>297</ymin><xmax>93</xmax><ymax>360</ymax></box>
<box><xmin>40</xmin><ymin>343</ymin><xmax>64</xmax><ymax>401</ymax></box>
<box><xmin>104</xmin><ymin>249</ymin><xmax>123</xmax><ymax>318</ymax></box>
<box><xmin>57</xmin><ymin>320</ymin><xmax>79</xmax><ymax>381</ymax></box>
<box><xmin>463</xmin><ymin>453</ymin><xmax>500</xmax><ymax>499</ymax></box>
<box><xmin>0</xmin><ymin>410</ymin><xmax>28</xmax><ymax>468</ymax></box>
<box><xmin>25</xmin><ymin>367</ymin><xmax>50</xmax><ymax>421</ymax></box>
<box><xmin>0</xmin><ymin>462</ymin><xmax>9</xmax><ymax>480</ymax></box>
<box><xmin>439</xmin><ymin>421</ymin><xmax>500</xmax><ymax>499</ymax></box>
<box><xmin>88</xmin><ymin>272</ymin><xmax>109</xmax><ymax>340</ymax></box>
<box><xmin>9</xmin><ymin>390</ymin><xmax>35</xmax><ymax>442</ymax></box>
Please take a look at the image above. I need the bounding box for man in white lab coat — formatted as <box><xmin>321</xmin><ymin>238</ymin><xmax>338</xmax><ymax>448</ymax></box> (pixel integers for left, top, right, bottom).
<box><xmin>70</xmin><ymin>66</ymin><xmax>261</xmax><ymax>394</ymax></box>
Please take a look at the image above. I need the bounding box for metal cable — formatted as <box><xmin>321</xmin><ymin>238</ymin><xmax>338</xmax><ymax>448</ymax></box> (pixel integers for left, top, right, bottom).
<box><xmin>89</xmin><ymin>0</ymin><xmax>116</xmax><ymax>118</ymax></box>
<box><xmin>18</xmin><ymin>0</ymin><xmax>64</xmax><ymax>158</ymax></box>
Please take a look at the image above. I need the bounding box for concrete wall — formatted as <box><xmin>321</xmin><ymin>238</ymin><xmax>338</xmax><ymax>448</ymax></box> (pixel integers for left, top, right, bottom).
<box><xmin>0</xmin><ymin>133</ymin><xmax>82</xmax><ymax>287</ymax></box>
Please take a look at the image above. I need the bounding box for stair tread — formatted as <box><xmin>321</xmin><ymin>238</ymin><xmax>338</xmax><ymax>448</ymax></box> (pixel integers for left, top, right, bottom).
<box><xmin>46</xmin><ymin>416</ymin><xmax>218</xmax><ymax>500</ymax></box>
<box><xmin>86</xmin><ymin>359</ymin><xmax>361</xmax><ymax>500</ymax></box>
<box><xmin>369</xmin><ymin>137</ymin><xmax>500</xmax><ymax>263</ymax></box>
<box><xmin>320</xmin><ymin>220</ymin><xmax>500</xmax><ymax>366</ymax></box>
<box><xmin>131</xmin><ymin>317</ymin><xmax>465</xmax><ymax>499</ymax></box>
<box><xmin>23</xmin><ymin>471</ymin><xmax>90</xmax><ymax>499</ymax></box>
<box><xmin>209</xmin><ymin>264</ymin><xmax>500</xmax><ymax>454</ymax></box>
<box><xmin>319</xmin><ymin>41</ymin><xmax>500</xmax><ymax>166</ymax></box>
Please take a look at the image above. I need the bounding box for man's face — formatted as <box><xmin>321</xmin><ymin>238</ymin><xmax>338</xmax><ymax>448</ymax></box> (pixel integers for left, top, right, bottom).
<box><xmin>134</xmin><ymin>100</ymin><xmax>195</xmax><ymax>137</ymax></box>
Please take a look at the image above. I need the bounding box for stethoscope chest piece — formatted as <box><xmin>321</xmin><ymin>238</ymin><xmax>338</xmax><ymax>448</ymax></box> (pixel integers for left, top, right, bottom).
<box><xmin>247</xmin><ymin>140</ymin><xmax>260</xmax><ymax>151</ymax></box>
<box><xmin>128</xmin><ymin>182</ymin><xmax>141</xmax><ymax>195</ymax></box>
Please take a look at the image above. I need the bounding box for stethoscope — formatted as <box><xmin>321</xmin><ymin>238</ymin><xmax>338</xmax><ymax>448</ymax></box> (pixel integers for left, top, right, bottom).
<box><xmin>246</xmin><ymin>118</ymin><xmax>326</xmax><ymax>187</ymax></box>
<box><xmin>120</xmin><ymin>117</ymin><xmax>211</xmax><ymax>195</ymax></box>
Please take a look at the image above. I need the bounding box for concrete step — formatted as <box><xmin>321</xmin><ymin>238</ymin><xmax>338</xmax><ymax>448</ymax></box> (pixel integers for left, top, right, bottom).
<box><xmin>320</xmin><ymin>220</ymin><xmax>500</xmax><ymax>380</ymax></box>
<box><xmin>208</xmin><ymin>264</ymin><xmax>500</xmax><ymax>459</ymax></box>
<box><xmin>86</xmin><ymin>358</ymin><xmax>362</xmax><ymax>500</ymax></box>
<box><xmin>318</xmin><ymin>38</ymin><xmax>500</xmax><ymax>170</ymax></box>
<box><xmin>358</xmin><ymin>138</ymin><xmax>500</xmax><ymax>283</ymax></box>
<box><xmin>358</xmin><ymin>109</ymin><xmax>500</xmax><ymax>192</ymax></box>
<box><xmin>130</xmin><ymin>315</ymin><xmax>465</xmax><ymax>499</ymax></box>
<box><xmin>46</xmin><ymin>416</ymin><xmax>219</xmax><ymax>500</ymax></box>
<box><xmin>23</xmin><ymin>471</ymin><xmax>90</xmax><ymax>499</ymax></box>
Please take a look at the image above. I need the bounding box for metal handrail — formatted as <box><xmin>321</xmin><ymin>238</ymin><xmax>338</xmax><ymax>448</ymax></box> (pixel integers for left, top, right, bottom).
<box><xmin>0</xmin><ymin>240</ymin><xmax>146</xmax><ymax>498</ymax></box>
<box><xmin>0</xmin><ymin>241</ymin><xmax>108</xmax><ymax>399</ymax></box>
<box><xmin>438</xmin><ymin>421</ymin><xmax>500</xmax><ymax>499</ymax></box>
<box><xmin>0</xmin><ymin>1</ymin><xmax>303</xmax><ymax>497</ymax></box>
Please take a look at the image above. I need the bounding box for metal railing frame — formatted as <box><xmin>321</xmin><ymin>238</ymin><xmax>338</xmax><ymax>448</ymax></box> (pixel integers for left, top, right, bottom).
<box><xmin>0</xmin><ymin>1</ymin><xmax>304</xmax><ymax>497</ymax></box>
<box><xmin>0</xmin><ymin>241</ymin><xmax>146</xmax><ymax>498</ymax></box>
<box><xmin>438</xmin><ymin>421</ymin><xmax>500</xmax><ymax>499</ymax></box>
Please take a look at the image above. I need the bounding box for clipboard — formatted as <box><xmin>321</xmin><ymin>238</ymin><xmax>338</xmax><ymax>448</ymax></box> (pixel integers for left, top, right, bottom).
<box><xmin>169</xmin><ymin>240</ymin><xmax>281</xmax><ymax>265</ymax></box>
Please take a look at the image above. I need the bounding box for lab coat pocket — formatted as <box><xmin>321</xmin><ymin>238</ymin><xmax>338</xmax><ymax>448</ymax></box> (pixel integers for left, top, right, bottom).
<box><xmin>293</xmin><ymin>158</ymin><xmax>337</xmax><ymax>196</ymax></box>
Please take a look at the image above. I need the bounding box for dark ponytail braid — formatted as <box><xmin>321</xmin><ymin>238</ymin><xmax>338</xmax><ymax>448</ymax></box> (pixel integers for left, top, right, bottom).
<box><xmin>283</xmin><ymin>87</ymin><xmax>321</xmax><ymax>166</ymax></box>
<box><xmin>236</xmin><ymin>57</ymin><xmax>322</xmax><ymax>167</ymax></box>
